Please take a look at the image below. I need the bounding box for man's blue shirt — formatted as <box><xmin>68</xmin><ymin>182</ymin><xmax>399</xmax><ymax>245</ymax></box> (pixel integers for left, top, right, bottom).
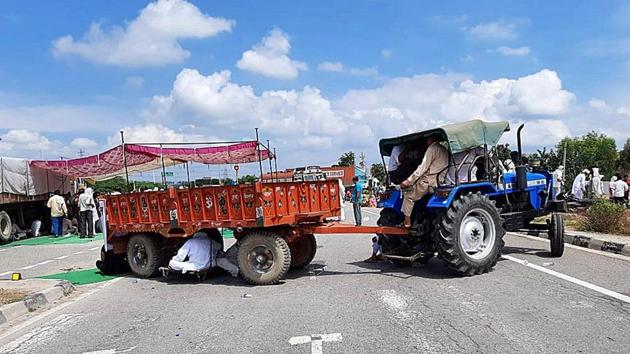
<box><xmin>351</xmin><ymin>182</ymin><xmax>363</xmax><ymax>203</ymax></box>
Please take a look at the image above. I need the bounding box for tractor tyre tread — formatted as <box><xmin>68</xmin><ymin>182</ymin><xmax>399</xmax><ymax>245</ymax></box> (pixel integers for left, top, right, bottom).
<box><xmin>549</xmin><ymin>213</ymin><xmax>565</xmax><ymax>257</ymax></box>
<box><xmin>0</xmin><ymin>211</ymin><xmax>12</xmax><ymax>244</ymax></box>
<box><xmin>289</xmin><ymin>234</ymin><xmax>317</xmax><ymax>269</ymax></box>
<box><xmin>433</xmin><ymin>192</ymin><xmax>505</xmax><ymax>276</ymax></box>
<box><xmin>127</xmin><ymin>234</ymin><xmax>162</xmax><ymax>278</ymax></box>
<box><xmin>237</xmin><ymin>232</ymin><xmax>291</xmax><ymax>285</ymax></box>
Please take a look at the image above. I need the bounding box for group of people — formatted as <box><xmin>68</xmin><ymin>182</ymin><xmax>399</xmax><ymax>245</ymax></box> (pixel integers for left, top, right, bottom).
<box><xmin>46</xmin><ymin>187</ymin><xmax>101</xmax><ymax>238</ymax></box>
<box><xmin>553</xmin><ymin>165</ymin><xmax>630</xmax><ymax>205</ymax></box>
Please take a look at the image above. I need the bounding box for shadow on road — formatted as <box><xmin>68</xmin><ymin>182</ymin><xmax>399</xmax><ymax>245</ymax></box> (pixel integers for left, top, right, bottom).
<box><xmin>501</xmin><ymin>246</ymin><xmax>555</xmax><ymax>259</ymax></box>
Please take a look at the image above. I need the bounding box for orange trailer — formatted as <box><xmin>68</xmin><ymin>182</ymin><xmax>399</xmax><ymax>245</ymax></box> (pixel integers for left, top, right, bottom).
<box><xmin>100</xmin><ymin>180</ymin><xmax>406</xmax><ymax>285</ymax></box>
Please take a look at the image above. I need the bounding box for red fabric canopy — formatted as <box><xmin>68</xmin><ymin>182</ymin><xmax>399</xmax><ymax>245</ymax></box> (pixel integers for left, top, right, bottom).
<box><xmin>30</xmin><ymin>141</ymin><xmax>271</xmax><ymax>180</ymax></box>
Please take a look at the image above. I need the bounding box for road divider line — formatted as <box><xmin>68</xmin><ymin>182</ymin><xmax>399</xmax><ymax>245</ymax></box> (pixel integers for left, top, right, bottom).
<box><xmin>87</xmin><ymin>246</ymin><xmax>101</xmax><ymax>251</ymax></box>
<box><xmin>19</xmin><ymin>264</ymin><xmax>37</xmax><ymax>270</ymax></box>
<box><xmin>73</xmin><ymin>251</ymin><xmax>84</xmax><ymax>255</ymax></box>
<box><xmin>35</xmin><ymin>260</ymin><xmax>53</xmax><ymax>266</ymax></box>
<box><xmin>54</xmin><ymin>255</ymin><xmax>69</xmax><ymax>260</ymax></box>
<box><xmin>0</xmin><ymin>271</ymin><xmax>14</xmax><ymax>276</ymax></box>
<box><xmin>502</xmin><ymin>254</ymin><xmax>630</xmax><ymax>304</ymax></box>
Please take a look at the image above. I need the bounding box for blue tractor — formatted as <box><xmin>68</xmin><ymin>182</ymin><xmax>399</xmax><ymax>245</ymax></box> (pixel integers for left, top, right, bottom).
<box><xmin>377</xmin><ymin>120</ymin><xmax>566</xmax><ymax>275</ymax></box>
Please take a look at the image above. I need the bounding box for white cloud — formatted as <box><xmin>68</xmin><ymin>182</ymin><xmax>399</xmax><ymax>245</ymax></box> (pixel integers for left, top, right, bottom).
<box><xmin>52</xmin><ymin>0</ymin><xmax>234</xmax><ymax>67</ymax></box>
<box><xmin>589</xmin><ymin>98</ymin><xmax>608</xmax><ymax>109</ymax></box>
<box><xmin>236</xmin><ymin>28</ymin><xmax>307</xmax><ymax>80</ymax></box>
<box><xmin>466</xmin><ymin>21</ymin><xmax>518</xmax><ymax>41</ymax></box>
<box><xmin>70</xmin><ymin>137</ymin><xmax>98</xmax><ymax>150</ymax></box>
<box><xmin>381</xmin><ymin>48</ymin><xmax>392</xmax><ymax>59</ymax></box>
<box><xmin>108</xmin><ymin>123</ymin><xmax>207</xmax><ymax>147</ymax></box>
<box><xmin>125</xmin><ymin>76</ymin><xmax>144</xmax><ymax>89</ymax></box>
<box><xmin>460</xmin><ymin>54</ymin><xmax>474</xmax><ymax>62</ymax></box>
<box><xmin>318</xmin><ymin>61</ymin><xmax>344</xmax><ymax>72</ymax></box>
<box><xmin>316</xmin><ymin>61</ymin><xmax>378</xmax><ymax>77</ymax></box>
<box><xmin>491</xmin><ymin>46</ymin><xmax>530</xmax><ymax>56</ymax></box>
<box><xmin>0</xmin><ymin>104</ymin><xmax>122</xmax><ymax>133</ymax></box>
<box><xmin>0</xmin><ymin>130</ymin><xmax>56</xmax><ymax>152</ymax></box>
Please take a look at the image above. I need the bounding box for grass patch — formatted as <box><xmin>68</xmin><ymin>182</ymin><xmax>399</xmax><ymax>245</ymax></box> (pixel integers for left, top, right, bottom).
<box><xmin>0</xmin><ymin>288</ymin><xmax>28</xmax><ymax>306</ymax></box>
<box><xmin>39</xmin><ymin>268</ymin><xmax>118</xmax><ymax>285</ymax></box>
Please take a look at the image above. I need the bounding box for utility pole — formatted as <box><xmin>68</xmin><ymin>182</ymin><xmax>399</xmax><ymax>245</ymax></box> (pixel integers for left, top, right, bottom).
<box><xmin>78</xmin><ymin>149</ymin><xmax>85</xmax><ymax>157</ymax></box>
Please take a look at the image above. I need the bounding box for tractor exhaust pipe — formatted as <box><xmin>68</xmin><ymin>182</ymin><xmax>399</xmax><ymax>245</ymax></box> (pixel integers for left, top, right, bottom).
<box><xmin>516</xmin><ymin>124</ymin><xmax>524</xmax><ymax>165</ymax></box>
<box><xmin>515</xmin><ymin>124</ymin><xmax>527</xmax><ymax>191</ymax></box>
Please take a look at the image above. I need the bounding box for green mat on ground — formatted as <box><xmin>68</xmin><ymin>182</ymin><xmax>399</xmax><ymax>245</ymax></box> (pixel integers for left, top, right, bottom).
<box><xmin>1</xmin><ymin>234</ymin><xmax>102</xmax><ymax>248</ymax></box>
<box><xmin>39</xmin><ymin>268</ymin><xmax>118</xmax><ymax>285</ymax></box>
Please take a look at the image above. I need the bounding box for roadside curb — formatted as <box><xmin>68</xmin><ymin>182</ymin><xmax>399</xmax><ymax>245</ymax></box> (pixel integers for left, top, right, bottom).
<box><xmin>518</xmin><ymin>229</ymin><xmax>630</xmax><ymax>257</ymax></box>
<box><xmin>0</xmin><ymin>280</ymin><xmax>74</xmax><ymax>325</ymax></box>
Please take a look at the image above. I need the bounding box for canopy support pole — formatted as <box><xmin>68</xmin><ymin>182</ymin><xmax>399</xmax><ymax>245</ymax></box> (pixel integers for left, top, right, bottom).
<box><xmin>160</xmin><ymin>144</ymin><xmax>166</xmax><ymax>187</ymax></box>
<box><xmin>273</xmin><ymin>148</ymin><xmax>279</xmax><ymax>182</ymax></box>
<box><xmin>255</xmin><ymin>128</ymin><xmax>263</xmax><ymax>179</ymax></box>
<box><xmin>120</xmin><ymin>131</ymin><xmax>130</xmax><ymax>191</ymax></box>
<box><xmin>267</xmin><ymin>140</ymin><xmax>274</xmax><ymax>182</ymax></box>
<box><xmin>186</xmin><ymin>162</ymin><xmax>191</xmax><ymax>188</ymax></box>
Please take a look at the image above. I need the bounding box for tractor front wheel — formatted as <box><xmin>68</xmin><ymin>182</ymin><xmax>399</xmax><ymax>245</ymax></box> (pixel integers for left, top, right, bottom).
<box><xmin>434</xmin><ymin>192</ymin><xmax>505</xmax><ymax>275</ymax></box>
<box><xmin>548</xmin><ymin>213</ymin><xmax>565</xmax><ymax>257</ymax></box>
<box><xmin>237</xmin><ymin>232</ymin><xmax>291</xmax><ymax>285</ymax></box>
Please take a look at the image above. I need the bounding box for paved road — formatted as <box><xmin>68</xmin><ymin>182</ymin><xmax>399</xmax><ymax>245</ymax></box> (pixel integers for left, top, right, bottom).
<box><xmin>1</xmin><ymin>204</ymin><xmax>629</xmax><ymax>353</ymax></box>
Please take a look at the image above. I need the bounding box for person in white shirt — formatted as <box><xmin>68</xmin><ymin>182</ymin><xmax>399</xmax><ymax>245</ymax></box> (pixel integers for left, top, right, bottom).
<box><xmin>169</xmin><ymin>231</ymin><xmax>239</xmax><ymax>277</ymax></box>
<box><xmin>78</xmin><ymin>188</ymin><xmax>95</xmax><ymax>238</ymax></box>
<box><xmin>611</xmin><ymin>175</ymin><xmax>629</xmax><ymax>204</ymax></box>
<box><xmin>591</xmin><ymin>168</ymin><xmax>604</xmax><ymax>197</ymax></box>
<box><xmin>46</xmin><ymin>190</ymin><xmax>67</xmax><ymax>237</ymax></box>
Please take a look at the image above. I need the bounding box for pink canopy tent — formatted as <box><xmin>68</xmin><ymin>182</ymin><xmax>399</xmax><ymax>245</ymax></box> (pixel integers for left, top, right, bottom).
<box><xmin>30</xmin><ymin>141</ymin><xmax>272</xmax><ymax>180</ymax></box>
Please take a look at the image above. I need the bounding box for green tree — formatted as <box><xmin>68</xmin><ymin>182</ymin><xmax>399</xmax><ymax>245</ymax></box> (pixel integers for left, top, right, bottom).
<box><xmin>337</xmin><ymin>151</ymin><xmax>355</xmax><ymax>166</ymax></box>
<box><xmin>238</xmin><ymin>174</ymin><xmax>258</xmax><ymax>184</ymax></box>
<box><xmin>618</xmin><ymin>139</ymin><xmax>630</xmax><ymax>174</ymax></box>
<box><xmin>495</xmin><ymin>144</ymin><xmax>512</xmax><ymax>162</ymax></box>
<box><xmin>370</xmin><ymin>163</ymin><xmax>387</xmax><ymax>184</ymax></box>
<box><xmin>556</xmin><ymin>131</ymin><xmax>618</xmax><ymax>183</ymax></box>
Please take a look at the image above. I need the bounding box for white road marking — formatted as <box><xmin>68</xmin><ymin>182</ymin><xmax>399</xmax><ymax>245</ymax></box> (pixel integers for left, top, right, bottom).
<box><xmin>19</xmin><ymin>264</ymin><xmax>37</xmax><ymax>270</ymax></box>
<box><xmin>0</xmin><ymin>271</ymin><xmax>14</xmax><ymax>276</ymax></box>
<box><xmin>502</xmin><ymin>254</ymin><xmax>630</xmax><ymax>304</ymax></box>
<box><xmin>82</xmin><ymin>347</ymin><xmax>136</xmax><ymax>354</ymax></box>
<box><xmin>35</xmin><ymin>260</ymin><xmax>53</xmax><ymax>266</ymax></box>
<box><xmin>0</xmin><ymin>277</ymin><xmax>123</xmax><ymax>342</ymax></box>
<box><xmin>361</xmin><ymin>209</ymin><xmax>381</xmax><ymax>217</ymax></box>
<box><xmin>0</xmin><ymin>313</ymin><xmax>84</xmax><ymax>353</ymax></box>
<box><xmin>289</xmin><ymin>333</ymin><xmax>342</xmax><ymax>354</ymax></box>
<box><xmin>87</xmin><ymin>246</ymin><xmax>101</xmax><ymax>251</ymax></box>
<box><xmin>54</xmin><ymin>255</ymin><xmax>69</xmax><ymax>260</ymax></box>
<box><xmin>509</xmin><ymin>232</ymin><xmax>630</xmax><ymax>262</ymax></box>
<box><xmin>0</xmin><ymin>249</ymin><xmax>6</xmax><ymax>252</ymax></box>
<box><xmin>73</xmin><ymin>251</ymin><xmax>84</xmax><ymax>255</ymax></box>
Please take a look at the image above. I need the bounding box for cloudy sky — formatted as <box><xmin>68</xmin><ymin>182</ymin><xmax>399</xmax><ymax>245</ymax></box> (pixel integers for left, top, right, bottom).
<box><xmin>1</xmin><ymin>0</ymin><xmax>629</xmax><ymax>178</ymax></box>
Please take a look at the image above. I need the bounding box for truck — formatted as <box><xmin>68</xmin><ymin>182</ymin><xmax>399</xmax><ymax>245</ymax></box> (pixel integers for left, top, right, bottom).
<box><xmin>0</xmin><ymin>156</ymin><xmax>72</xmax><ymax>243</ymax></box>
<box><xmin>98</xmin><ymin>119</ymin><xmax>566</xmax><ymax>284</ymax></box>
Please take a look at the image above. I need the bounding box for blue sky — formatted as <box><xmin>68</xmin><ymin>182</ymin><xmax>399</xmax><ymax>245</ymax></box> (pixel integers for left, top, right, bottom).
<box><xmin>1</xmin><ymin>0</ymin><xmax>629</xmax><ymax>179</ymax></box>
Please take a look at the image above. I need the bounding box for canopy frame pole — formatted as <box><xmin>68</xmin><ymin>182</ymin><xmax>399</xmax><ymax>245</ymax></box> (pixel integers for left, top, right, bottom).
<box><xmin>186</xmin><ymin>161</ymin><xmax>191</xmax><ymax>188</ymax></box>
<box><xmin>160</xmin><ymin>144</ymin><xmax>167</xmax><ymax>187</ymax></box>
<box><xmin>267</xmin><ymin>140</ymin><xmax>274</xmax><ymax>182</ymax></box>
<box><xmin>255</xmin><ymin>128</ymin><xmax>264</xmax><ymax>179</ymax></box>
<box><xmin>120</xmin><ymin>131</ymin><xmax>130</xmax><ymax>191</ymax></box>
<box><xmin>273</xmin><ymin>148</ymin><xmax>279</xmax><ymax>182</ymax></box>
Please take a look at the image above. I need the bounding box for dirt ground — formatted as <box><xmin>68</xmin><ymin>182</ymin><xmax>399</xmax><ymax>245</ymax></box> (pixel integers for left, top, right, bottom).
<box><xmin>0</xmin><ymin>288</ymin><xmax>28</xmax><ymax>306</ymax></box>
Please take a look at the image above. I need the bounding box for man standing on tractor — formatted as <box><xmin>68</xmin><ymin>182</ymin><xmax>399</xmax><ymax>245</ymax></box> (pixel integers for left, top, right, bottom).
<box><xmin>400</xmin><ymin>134</ymin><xmax>449</xmax><ymax>228</ymax></box>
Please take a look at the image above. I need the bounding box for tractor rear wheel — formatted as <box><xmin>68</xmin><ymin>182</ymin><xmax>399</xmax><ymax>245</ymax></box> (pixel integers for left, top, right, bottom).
<box><xmin>289</xmin><ymin>234</ymin><xmax>317</xmax><ymax>269</ymax></box>
<box><xmin>127</xmin><ymin>234</ymin><xmax>162</xmax><ymax>278</ymax></box>
<box><xmin>434</xmin><ymin>192</ymin><xmax>504</xmax><ymax>275</ymax></box>
<box><xmin>548</xmin><ymin>213</ymin><xmax>565</xmax><ymax>257</ymax></box>
<box><xmin>237</xmin><ymin>232</ymin><xmax>291</xmax><ymax>285</ymax></box>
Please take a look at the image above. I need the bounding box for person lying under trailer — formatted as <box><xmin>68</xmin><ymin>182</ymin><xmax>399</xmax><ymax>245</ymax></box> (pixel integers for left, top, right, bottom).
<box><xmin>167</xmin><ymin>230</ymin><xmax>239</xmax><ymax>278</ymax></box>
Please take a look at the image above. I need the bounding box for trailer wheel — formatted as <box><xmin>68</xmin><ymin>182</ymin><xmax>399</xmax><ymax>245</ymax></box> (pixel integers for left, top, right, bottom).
<box><xmin>97</xmin><ymin>245</ymin><xmax>129</xmax><ymax>275</ymax></box>
<box><xmin>0</xmin><ymin>211</ymin><xmax>12</xmax><ymax>244</ymax></box>
<box><xmin>548</xmin><ymin>213</ymin><xmax>564</xmax><ymax>257</ymax></box>
<box><xmin>434</xmin><ymin>192</ymin><xmax>505</xmax><ymax>275</ymax></box>
<box><xmin>289</xmin><ymin>234</ymin><xmax>317</xmax><ymax>269</ymax></box>
<box><xmin>127</xmin><ymin>234</ymin><xmax>162</xmax><ymax>278</ymax></box>
<box><xmin>237</xmin><ymin>232</ymin><xmax>291</xmax><ymax>285</ymax></box>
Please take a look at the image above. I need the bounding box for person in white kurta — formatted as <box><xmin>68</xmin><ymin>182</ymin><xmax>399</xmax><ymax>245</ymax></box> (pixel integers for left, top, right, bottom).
<box><xmin>571</xmin><ymin>170</ymin><xmax>589</xmax><ymax>199</ymax></box>
<box><xmin>169</xmin><ymin>232</ymin><xmax>239</xmax><ymax>276</ymax></box>
<box><xmin>591</xmin><ymin>168</ymin><xmax>604</xmax><ymax>197</ymax></box>
<box><xmin>552</xmin><ymin>166</ymin><xmax>564</xmax><ymax>198</ymax></box>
